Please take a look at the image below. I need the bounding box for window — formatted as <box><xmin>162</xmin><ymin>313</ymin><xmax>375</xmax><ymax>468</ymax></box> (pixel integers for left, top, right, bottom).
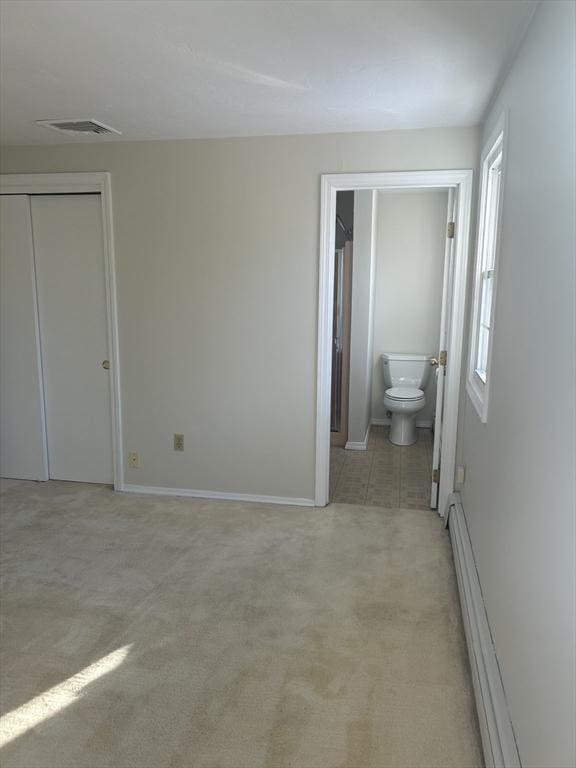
<box><xmin>467</xmin><ymin>117</ymin><xmax>505</xmax><ymax>422</ymax></box>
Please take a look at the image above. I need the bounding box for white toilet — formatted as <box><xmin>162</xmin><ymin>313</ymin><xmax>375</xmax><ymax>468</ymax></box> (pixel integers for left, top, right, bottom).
<box><xmin>381</xmin><ymin>353</ymin><xmax>432</xmax><ymax>446</ymax></box>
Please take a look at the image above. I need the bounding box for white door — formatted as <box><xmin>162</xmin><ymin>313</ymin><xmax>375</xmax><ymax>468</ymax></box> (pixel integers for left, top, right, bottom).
<box><xmin>0</xmin><ymin>196</ymin><xmax>48</xmax><ymax>480</ymax></box>
<box><xmin>31</xmin><ymin>194</ymin><xmax>113</xmax><ymax>484</ymax></box>
<box><xmin>430</xmin><ymin>189</ymin><xmax>456</xmax><ymax>509</ymax></box>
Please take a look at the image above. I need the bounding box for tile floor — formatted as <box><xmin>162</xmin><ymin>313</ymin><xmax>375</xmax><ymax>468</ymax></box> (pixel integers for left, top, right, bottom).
<box><xmin>330</xmin><ymin>425</ymin><xmax>433</xmax><ymax>509</ymax></box>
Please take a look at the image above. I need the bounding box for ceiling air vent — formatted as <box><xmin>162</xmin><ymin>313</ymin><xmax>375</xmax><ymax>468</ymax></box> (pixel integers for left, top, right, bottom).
<box><xmin>35</xmin><ymin>119</ymin><xmax>121</xmax><ymax>136</ymax></box>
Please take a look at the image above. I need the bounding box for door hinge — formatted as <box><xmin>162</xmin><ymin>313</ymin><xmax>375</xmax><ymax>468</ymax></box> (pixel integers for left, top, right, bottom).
<box><xmin>439</xmin><ymin>350</ymin><xmax>447</xmax><ymax>367</ymax></box>
<box><xmin>447</xmin><ymin>221</ymin><xmax>455</xmax><ymax>239</ymax></box>
<box><xmin>432</xmin><ymin>468</ymin><xmax>440</xmax><ymax>484</ymax></box>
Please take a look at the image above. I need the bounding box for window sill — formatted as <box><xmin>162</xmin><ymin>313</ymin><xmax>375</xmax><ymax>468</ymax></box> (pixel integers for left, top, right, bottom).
<box><xmin>466</xmin><ymin>377</ymin><xmax>489</xmax><ymax>423</ymax></box>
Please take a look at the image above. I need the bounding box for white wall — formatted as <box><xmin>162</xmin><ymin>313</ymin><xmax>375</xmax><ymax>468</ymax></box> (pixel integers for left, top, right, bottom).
<box><xmin>371</xmin><ymin>190</ymin><xmax>448</xmax><ymax>422</ymax></box>
<box><xmin>0</xmin><ymin>127</ymin><xmax>479</xmax><ymax>500</ymax></box>
<box><xmin>459</xmin><ymin>2</ymin><xmax>576</xmax><ymax>766</ymax></box>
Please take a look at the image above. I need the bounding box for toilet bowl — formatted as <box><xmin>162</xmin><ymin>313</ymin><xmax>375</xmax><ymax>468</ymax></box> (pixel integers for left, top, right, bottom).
<box><xmin>381</xmin><ymin>353</ymin><xmax>432</xmax><ymax>446</ymax></box>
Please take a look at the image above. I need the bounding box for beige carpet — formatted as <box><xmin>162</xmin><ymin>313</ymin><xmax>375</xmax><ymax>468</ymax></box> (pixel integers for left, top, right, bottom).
<box><xmin>0</xmin><ymin>479</ymin><xmax>483</xmax><ymax>768</ymax></box>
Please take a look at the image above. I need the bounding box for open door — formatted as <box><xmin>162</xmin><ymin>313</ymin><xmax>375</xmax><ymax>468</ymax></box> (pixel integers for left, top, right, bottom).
<box><xmin>330</xmin><ymin>241</ymin><xmax>353</xmax><ymax>447</ymax></box>
<box><xmin>430</xmin><ymin>190</ymin><xmax>456</xmax><ymax>509</ymax></box>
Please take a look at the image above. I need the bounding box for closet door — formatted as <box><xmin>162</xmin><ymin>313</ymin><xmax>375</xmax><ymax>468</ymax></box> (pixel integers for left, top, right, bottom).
<box><xmin>0</xmin><ymin>195</ymin><xmax>48</xmax><ymax>480</ymax></box>
<box><xmin>31</xmin><ymin>195</ymin><xmax>113</xmax><ymax>484</ymax></box>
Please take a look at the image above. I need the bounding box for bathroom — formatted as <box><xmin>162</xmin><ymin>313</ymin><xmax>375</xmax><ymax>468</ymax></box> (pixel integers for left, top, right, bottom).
<box><xmin>330</xmin><ymin>187</ymin><xmax>449</xmax><ymax>509</ymax></box>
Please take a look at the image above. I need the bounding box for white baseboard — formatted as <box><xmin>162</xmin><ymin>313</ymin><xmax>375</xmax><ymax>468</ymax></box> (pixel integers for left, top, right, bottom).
<box><xmin>371</xmin><ymin>417</ymin><xmax>433</xmax><ymax>429</ymax></box>
<box><xmin>345</xmin><ymin>423</ymin><xmax>371</xmax><ymax>451</ymax></box>
<box><xmin>120</xmin><ymin>483</ymin><xmax>315</xmax><ymax>507</ymax></box>
<box><xmin>448</xmin><ymin>494</ymin><xmax>520</xmax><ymax>768</ymax></box>
<box><xmin>344</xmin><ymin>441</ymin><xmax>367</xmax><ymax>450</ymax></box>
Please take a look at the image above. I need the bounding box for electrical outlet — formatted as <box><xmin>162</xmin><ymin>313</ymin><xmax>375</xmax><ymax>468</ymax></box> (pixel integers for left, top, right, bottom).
<box><xmin>128</xmin><ymin>451</ymin><xmax>140</xmax><ymax>469</ymax></box>
<box><xmin>456</xmin><ymin>465</ymin><xmax>466</xmax><ymax>485</ymax></box>
<box><xmin>173</xmin><ymin>433</ymin><xmax>184</xmax><ymax>452</ymax></box>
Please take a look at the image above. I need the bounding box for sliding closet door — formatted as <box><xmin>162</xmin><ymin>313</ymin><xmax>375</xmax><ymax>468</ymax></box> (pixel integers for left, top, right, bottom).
<box><xmin>31</xmin><ymin>195</ymin><xmax>113</xmax><ymax>484</ymax></box>
<box><xmin>0</xmin><ymin>196</ymin><xmax>48</xmax><ymax>480</ymax></box>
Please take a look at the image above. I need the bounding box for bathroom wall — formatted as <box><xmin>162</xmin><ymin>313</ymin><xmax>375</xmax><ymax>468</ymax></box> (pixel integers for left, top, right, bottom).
<box><xmin>371</xmin><ymin>189</ymin><xmax>448</xmax><ymax>423</ymax></box>
<box><xmin>0</xmin><ymin>126</ymin><xmax>479</xmax><ymax>500</ymax></box>
<box><xmin>347</xmin><ymin>190</ymin><xmax>377</xmax><ymax>446</ymax></box>
<box><xmin>458</xmin><ymin>2</ymin><xmax>576</xmax><ymax>765</ymax></box>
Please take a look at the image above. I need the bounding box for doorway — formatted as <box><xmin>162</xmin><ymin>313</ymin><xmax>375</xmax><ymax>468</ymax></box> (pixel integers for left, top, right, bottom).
<box><xmin>317</xmin><ymin>171</ymin><xmax>473</xmax><ymax>514</ymax></box>
<box><xmin>0</xmin><ymin>173</ymin><xmax>122</xmax><ymax>487</ymax></box>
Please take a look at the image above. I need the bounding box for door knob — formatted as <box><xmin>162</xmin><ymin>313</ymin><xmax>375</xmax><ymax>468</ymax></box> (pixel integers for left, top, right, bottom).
<box><xmin>430</xmin><ymin>357</ymin><xmax>439</xmax><ymax>367</ymax></box>
<box><xmin>102</xmin><ymin>360</ymin><xmax>110</xmax><ymax>370</ymax></box>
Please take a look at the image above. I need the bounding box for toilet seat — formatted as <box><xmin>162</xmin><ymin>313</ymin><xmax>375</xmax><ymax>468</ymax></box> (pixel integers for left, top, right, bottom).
<box><xmin>385</xmin><ymin>387</ymin><xmax>424</xmax><ymax>401</ymax></box>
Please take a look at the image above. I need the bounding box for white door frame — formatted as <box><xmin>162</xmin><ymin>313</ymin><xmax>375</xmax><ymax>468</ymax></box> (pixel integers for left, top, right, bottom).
<box><xmin>316</xmin><ymin>170</ymin><xmax>473</xmax><ymax>514</ymax></box>
<box><xmin>0</xmin><ymin>173</ymin><xmax>123</xmax><ymax>490</ymax></box>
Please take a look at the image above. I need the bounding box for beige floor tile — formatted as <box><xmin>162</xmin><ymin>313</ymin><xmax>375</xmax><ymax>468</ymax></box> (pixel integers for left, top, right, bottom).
<box><xmin>330</xmin><ymin>426</ymin><xmax>434</xmax><ymax>510</ymax></box>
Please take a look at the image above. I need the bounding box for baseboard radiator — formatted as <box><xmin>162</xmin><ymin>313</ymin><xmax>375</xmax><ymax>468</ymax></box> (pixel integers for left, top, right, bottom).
<box><xmin>448</xmin><ymin>494</ymin><xmax>521</xmax><ymax>768</ymax></box>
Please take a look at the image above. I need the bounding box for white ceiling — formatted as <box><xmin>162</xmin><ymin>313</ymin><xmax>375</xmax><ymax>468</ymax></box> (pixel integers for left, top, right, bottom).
<box><xmin>0</xmin><ymin>0</ymin><xmax>537</xmax><ymax>146</ymax></box>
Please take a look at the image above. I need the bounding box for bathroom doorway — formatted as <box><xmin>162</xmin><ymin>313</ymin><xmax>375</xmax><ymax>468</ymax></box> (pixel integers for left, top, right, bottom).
<box><xmin>317</xmin><ymin>171</ymin><xmax>473</xmax><ymax>515</ymax></box>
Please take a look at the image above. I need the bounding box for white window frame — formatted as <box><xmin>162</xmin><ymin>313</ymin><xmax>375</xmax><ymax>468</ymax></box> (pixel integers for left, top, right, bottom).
<box><xmin>467</xmin><ymin>114</ymin><xmax>507</xmax><ymax>423</ymax></box>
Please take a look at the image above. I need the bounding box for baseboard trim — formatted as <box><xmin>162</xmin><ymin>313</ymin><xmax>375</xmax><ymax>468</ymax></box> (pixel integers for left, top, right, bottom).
<box><xmin>371</xmin><ymin>417</ymin><xmax>433</xmax><ymax>429</ymax></box>
<box><xmin>120</xmin><ymin>483</ymin><xmax>315</xmax><ymax>508</ymax></box>
<box><xmin>448</xmin><ymin>494</ymin><xmax>520</xmax><ymax>768</ymax></box>
<box><xmin>345</xmin><ymin>423</ymin><xmax>371</xmax><ymax>451</ymax></box>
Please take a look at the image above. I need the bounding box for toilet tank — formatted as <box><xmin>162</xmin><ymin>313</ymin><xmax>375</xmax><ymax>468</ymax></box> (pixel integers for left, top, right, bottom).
<box><xmin>381</xmin><ymin>353</ymin><xmax>432</xmax><ymax>389</ymax></box>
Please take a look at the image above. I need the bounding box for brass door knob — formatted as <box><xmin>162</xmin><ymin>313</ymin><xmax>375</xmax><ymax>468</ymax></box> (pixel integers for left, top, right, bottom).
<box><xmin>102</xmin><ymin>360</ymin><xmax>110</xmax><ymax>370</ymax></box>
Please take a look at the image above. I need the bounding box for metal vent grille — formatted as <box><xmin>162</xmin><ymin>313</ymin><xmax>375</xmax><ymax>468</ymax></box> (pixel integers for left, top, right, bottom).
<box><xmin>35</xmin><ymin>119</ymin><xmax>121</xmax><ymax>136</ymax></box>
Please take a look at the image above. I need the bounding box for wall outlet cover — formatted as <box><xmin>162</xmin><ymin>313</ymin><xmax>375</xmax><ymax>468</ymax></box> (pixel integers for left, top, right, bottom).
<box><xmin>128</xmin><ymin>451</ymin><xmax>140</xmax><ymax>469</ymax></box>
<box><xmin>173</xmin><ymin>433</ymin><xmax>184</xmax><ymax>452</ymax></box>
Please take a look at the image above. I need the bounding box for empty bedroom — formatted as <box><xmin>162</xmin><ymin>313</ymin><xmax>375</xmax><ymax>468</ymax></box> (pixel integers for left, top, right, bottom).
<box><xmin>0</xmin><ymin>2</ymin><xmax>574</xmax><ymax>767</ymax></box>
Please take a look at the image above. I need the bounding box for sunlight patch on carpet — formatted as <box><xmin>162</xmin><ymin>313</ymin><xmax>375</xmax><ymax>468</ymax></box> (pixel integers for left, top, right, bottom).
<box><xmin>0</xmin><ymin>644</ymin><xmax>132</xmax><ymax>748</ymax></box>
